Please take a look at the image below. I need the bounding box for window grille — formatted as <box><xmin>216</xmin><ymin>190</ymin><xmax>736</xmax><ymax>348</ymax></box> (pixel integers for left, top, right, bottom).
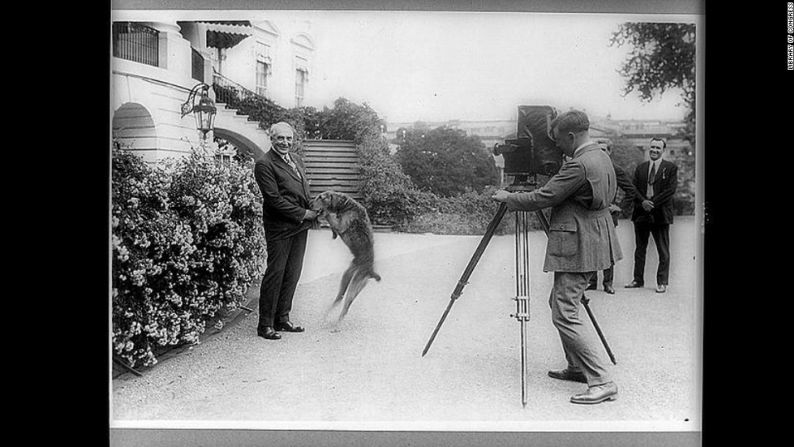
<box><xmin>112</xmin><ymin>22</ymin><xmax>159</xmax><ymax>67</ymax></box>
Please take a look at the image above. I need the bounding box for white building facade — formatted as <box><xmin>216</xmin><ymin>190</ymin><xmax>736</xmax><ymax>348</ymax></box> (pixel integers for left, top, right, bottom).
<box><xmin>111</xmin><ymin>16</ymin><xmax>315</xmax><ymax>162</ymax></box>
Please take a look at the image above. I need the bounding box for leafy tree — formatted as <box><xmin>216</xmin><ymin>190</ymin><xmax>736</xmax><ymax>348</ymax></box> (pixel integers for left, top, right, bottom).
<box><xmin>395</xmin><ymin>126</ymin><xmax>499</xmax><ymax>197</ymax></box>
<box><xmin>610</xmin><ymin>22</ymin><xmax>696</xmax><ymax>144</ymax></box>
<box><xmin>313</xmin><ymin>98</ymin><xmax>385</xmax><ymax>143</ymax></box>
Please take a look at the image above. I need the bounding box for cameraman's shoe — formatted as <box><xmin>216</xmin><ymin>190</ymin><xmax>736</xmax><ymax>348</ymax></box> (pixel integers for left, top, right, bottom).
<box><xmin>603</xmin><ymin>284</ymin><xmax>616</xmax><ymax>294</ymax></box>
<box><xmin>570</xmin><ymin>382</ymin><xmax>618</xmax><ymax>404</ymax></box>
<box><xmin>548</xmin><ymin>368</ymin><xmax>587</xmax><ymax>383</ymax></box>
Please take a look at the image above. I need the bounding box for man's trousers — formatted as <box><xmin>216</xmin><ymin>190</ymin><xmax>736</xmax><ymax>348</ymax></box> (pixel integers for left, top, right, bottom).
<box><xmin>550</xmin><ymin>271</ymin><xmax>612</xmax><ymax>386</ymax></box>
<box><xmin>588</xmin><ymin>266</ymin><xmax>614</xmax><ymax>289</ymax></box>
<box><xmin>258</xmin><ymin>230</ymin><xmax>308</xmax><ymax>330</ymax></box>
<box><xmin>631</xmin><ymin>222</ymin><xmax>670</xmax><ymax>286</ymax></box>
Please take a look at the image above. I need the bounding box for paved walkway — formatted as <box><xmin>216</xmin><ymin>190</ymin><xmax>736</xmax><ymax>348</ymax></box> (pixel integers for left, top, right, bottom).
<box><xmin>111</xmin><ymin>217</ymin><xmax>702</xmax><ymax>438</ymax></box>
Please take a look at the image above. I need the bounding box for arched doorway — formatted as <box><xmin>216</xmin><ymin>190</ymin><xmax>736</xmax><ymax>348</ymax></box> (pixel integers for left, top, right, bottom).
<box><xmin>212</xmin><ymin>127</ymin><xmax>268</xmax><ymax>163</ymax></box>
<box><xmin>112</xmin><ymin>103</ymin><xmax>157</xmax><ymax>152</ymax></box>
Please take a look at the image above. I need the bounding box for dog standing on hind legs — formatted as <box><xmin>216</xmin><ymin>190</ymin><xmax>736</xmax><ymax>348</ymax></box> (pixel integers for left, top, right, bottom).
<box><xmin>311</xmin><ymin>191</ymin><xmax>381</xmax><ymax>323</ymax></box>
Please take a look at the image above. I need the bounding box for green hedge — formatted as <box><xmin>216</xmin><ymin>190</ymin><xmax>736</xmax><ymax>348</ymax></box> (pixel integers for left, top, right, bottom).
<box><xmin>355</xmin><ymin>132</ymin><xmax>544</xmax><ymax>235</ymax></box>
<box><xmin>111</xmin><ymin>147</ymin><xmax>265</xmax><ymax>368</ymax></box>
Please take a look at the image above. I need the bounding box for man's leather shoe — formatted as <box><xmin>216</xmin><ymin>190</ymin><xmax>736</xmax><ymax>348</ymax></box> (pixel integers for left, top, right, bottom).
<box><xmin>257</xmin><ymin>327</ymin><xmax>281</xmax><ymax>340</ymax></box>
<box><xmin>548</xmin><ymin>368</ymin><xmax>587</xmax><ymax>383</ymax></box>
<box><xmin>604</xmin><ymin>285</ymin><xmax>616</xmax><ymax>294</ymax></box>
<box><xmin>656</xmin><ymin>284</ymin><xmax>667</xmax><ymax>293</ymax></box>
<box><xmin>625</xmin><ymin>280</ymin><xmax>643</xmax><ymax>288</ymax></box>
<box><xmin>274</xmin><ymin>321</ymin><xmax>304</xmax><ymax>332</ymax></box>
<box><xmin>570</xmin><ymin>382</ymin><xmax>618</xmax><ymax>404</ymax></box>
<box><xmin>586</xmin><ymin>283</ymin><xmax>597</xmax><ymax>291</ymax></box>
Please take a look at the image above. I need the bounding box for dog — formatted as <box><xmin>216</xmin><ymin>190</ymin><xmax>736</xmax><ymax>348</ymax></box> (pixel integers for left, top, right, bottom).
<box><xmin>311</xmin><ymin>190</ymin><xmax>381</xmax><ymax>323</ymax></box>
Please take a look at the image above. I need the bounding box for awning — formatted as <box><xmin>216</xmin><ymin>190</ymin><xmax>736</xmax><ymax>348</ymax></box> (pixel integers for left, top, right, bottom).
<box><xmin>199</xmin><ymin>21</ymin><xmax>253</xmax><ymax>49</ymax></box>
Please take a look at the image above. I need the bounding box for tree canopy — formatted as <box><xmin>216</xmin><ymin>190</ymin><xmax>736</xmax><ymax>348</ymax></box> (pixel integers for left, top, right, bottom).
<box><xmin>610</xmin><ymin>22</ymin><xmax>696</xmax><ymax>143</ymax></box>
<box><xmin>395</xmin><ymin>126</ymin><xmax>499</xmax><ymax>197</ymax></box>
<box><xmin>307</xmin><ymin>98</ymin><xmax>385</xmax><ymax>143</ymax></box>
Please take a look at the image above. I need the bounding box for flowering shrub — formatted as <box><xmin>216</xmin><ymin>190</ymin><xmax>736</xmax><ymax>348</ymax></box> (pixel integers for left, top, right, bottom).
<box><xmin>112</xmin><ymin>147</ymin><xmax>265</xmax><ymax>368</ymax></box>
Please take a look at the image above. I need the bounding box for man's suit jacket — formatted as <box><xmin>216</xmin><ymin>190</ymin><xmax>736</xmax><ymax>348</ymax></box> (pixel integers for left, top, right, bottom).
<box><xmin>611</xmin><ymin>162</ymin><xmax>637</xmax><ymax>226</ymax></box>
<box><xmin>254</xmin><ymin>149</ymin><xmax>313</xmax><ymax>241</ymax></box>
<box><xmin>506</xmin><ymin>144</ymin><xmax>623</xmax><ymax>273</ymax></box>
<box><xmin>630</xmin><ymin>159</ymin><xmax>678</xmax><ymax>225</ymax></box>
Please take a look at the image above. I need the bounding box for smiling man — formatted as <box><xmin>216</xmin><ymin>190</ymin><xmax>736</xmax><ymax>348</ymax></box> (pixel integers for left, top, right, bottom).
<box><xmin>625</xmin><ymin>138</ymin><xmax>679</xmax><ymax>294</ymax></box>
<box><xmin>253</xmin><ymin>122</ymin><xmax>318</xmax><ymax>340</ymax></box>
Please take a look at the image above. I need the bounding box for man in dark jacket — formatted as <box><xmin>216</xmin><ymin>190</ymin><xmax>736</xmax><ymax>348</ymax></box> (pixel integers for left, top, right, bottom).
<box><xmin>493</xmin><ymin>110</ymin><xmax>620</xmax><ymax>405</ymax></box>
<box><xmin>254</xmin><ymin>122</ymin><xmax>318</xmax><ymax>340</ymax></box>
<box><xmin>625</xmin><ymin>137</ymin><xmax>678</xmax><ymax>294</ymax></box>
<box><xmin>587</xmin><ymin>141</ymin><xmax>637</xmax><ymax>294</ymax></box>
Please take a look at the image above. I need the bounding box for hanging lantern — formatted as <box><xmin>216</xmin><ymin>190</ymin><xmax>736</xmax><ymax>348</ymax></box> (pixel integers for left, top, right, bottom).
<box><xmin>181</xmin><ymin>83</ymin><xmax>217</xmax><ymax>139</ymax></box>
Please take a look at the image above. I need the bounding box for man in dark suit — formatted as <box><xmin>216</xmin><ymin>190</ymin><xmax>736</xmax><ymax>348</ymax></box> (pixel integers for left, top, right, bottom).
<box><xmin>587</xmin><ymin>141</ymin><xmax>637</xmax><ymax>294</ymax></box>
<box><xmin>493</xmin><ymin>110</ymin><xmax>621</xmax><ymax>405</ymax></box>
<box><xmin>625</xmin><ymin>137</ymin><xmax>678</xmax><ymax>294</ymax></box>
<box><xmin>254</xmin><ymin>122</ymin><xmax>318</xmax><ymax>340</ymax></box>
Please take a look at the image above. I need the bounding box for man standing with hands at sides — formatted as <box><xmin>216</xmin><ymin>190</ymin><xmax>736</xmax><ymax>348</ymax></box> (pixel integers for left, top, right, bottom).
<box><xmin>492</xmin><ymin>110</ymin><xmax>621</xmax><ymax>405</ymax></box>
<box><xmin>625</xmin><ymin>138</ymin><xmax>678</xmax><ymax>294</ymax></box>
<box><xmin>254</xmin><ymin>122</ymin><xmax>318</xmax><ymax>340</ymax></box>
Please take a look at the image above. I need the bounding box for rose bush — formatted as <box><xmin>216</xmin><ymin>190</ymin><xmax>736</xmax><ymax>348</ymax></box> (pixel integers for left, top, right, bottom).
<box><xmin>112</xmin><ymin>147</ymin><xmax>265</xmax><ymax>368</ymax></box>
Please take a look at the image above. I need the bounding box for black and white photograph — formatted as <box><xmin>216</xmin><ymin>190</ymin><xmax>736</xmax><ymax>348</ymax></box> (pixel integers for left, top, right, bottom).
<box><xmin>109</xmin><ymin>1</ymin><xmax>704</xmax><ymax>445</ymax></box>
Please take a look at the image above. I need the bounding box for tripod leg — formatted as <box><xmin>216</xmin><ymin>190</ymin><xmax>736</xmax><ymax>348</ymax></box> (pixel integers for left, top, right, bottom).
<box><xmin>422</xmin><ymin>203</ymin><xmax>508</xmax><ymax>357</ymax></box>
<box><xmin>581</xmin><ymin>296</ymin><xmax>617</xmax><ymax>365</ymax></box>
<box><xmin>514</xmin><ymin>211</ymin><xmax>531</xmax><ymax>408</ymax></box>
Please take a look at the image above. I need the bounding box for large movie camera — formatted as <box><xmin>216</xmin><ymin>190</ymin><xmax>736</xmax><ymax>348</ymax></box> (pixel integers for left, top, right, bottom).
<box><xmin>493</xmin><ymin>105</ymin><xmax>563</xmax><ymax>184</ymax></box>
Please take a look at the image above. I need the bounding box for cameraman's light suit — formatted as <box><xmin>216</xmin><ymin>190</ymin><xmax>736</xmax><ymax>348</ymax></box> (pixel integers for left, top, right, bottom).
<box><xmin>506</xmin><ymin>143</ymin><xmax>622</xmax><ymax>386</ymax></box>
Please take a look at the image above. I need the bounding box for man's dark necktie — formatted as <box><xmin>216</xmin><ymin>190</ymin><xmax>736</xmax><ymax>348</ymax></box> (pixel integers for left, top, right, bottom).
<box><xmin>647</xmin><ymin>163</ymin><xmax>656</xmax><ymax>197</ymax></box>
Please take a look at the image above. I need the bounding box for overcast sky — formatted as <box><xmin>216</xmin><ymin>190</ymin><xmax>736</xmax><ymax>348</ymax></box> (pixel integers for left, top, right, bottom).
<box><xmin>268</xmin><ymin>10</ymin><xmax>699</xmax><ymax>123</ymax></box>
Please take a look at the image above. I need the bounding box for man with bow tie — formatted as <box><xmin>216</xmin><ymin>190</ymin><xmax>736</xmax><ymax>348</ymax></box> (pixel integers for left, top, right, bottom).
<box><xmin>625</xmin><ymin>138</ymin><xmax>678</xmax><ymax>294</ymax></box>
<box><xmin>254</xmin><ymin>122</ymin><xmax>318</xmax><ymax>340</ymax></box>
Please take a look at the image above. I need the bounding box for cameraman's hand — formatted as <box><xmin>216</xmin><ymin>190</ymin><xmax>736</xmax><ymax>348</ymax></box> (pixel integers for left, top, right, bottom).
<box><xmin>304</xmin><ymin>209</ymin><xmax>319</xmax><ymax>221</ymax></box>
<box><xmin>641</xmin><ymin>200</ymin><xmax>654</xmax><ymax>212</ymax></box>
<box><xmin>608</xmin><ymin>204</ymin><xmax>621</xmax><ymax>213</ymax></box>
<box><xmin>492</xmin><ymin>190</ymin><xmax>511</xmax><ymax>203</ymax></box>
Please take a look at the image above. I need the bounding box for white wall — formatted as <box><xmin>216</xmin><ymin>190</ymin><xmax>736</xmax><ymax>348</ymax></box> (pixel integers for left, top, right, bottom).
<box><xmin>217</xmin><ymin>19</ymin><xmax>315</xmax><ymax>109</ymax></box>
<box><xmin>111</xmin><ymin>31</ymin><xmax>204</xmax><ymax>161</ymax></box>
<box><xmin>110</xmin><ymin>18</ymin><xmax>316</xmax><ymax>162</ymax></box>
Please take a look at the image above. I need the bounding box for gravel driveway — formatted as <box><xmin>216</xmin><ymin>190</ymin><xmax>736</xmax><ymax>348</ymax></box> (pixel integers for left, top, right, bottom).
<box><xmin>111</xmin><ymin>217</ymin><xmax>701</xmax><ymax>438</ymax></box>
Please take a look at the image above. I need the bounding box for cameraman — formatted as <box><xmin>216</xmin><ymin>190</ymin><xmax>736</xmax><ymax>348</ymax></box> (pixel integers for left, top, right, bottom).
<box><xmin>492</xmin><ymin>110</ymin><xmax>621</xmax><ymax>405</ymax></box>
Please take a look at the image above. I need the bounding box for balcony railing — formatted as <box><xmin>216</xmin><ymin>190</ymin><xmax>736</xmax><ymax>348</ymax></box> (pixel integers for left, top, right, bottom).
<box><xmin>212</xmin><ymin>69</ymin><xmax>263</xmax><ymax>108</ymax></box>
<box><xmin>113</xmin><ymin>22</ymin><xmax>159</xmax><ymax>67</ymax></box>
